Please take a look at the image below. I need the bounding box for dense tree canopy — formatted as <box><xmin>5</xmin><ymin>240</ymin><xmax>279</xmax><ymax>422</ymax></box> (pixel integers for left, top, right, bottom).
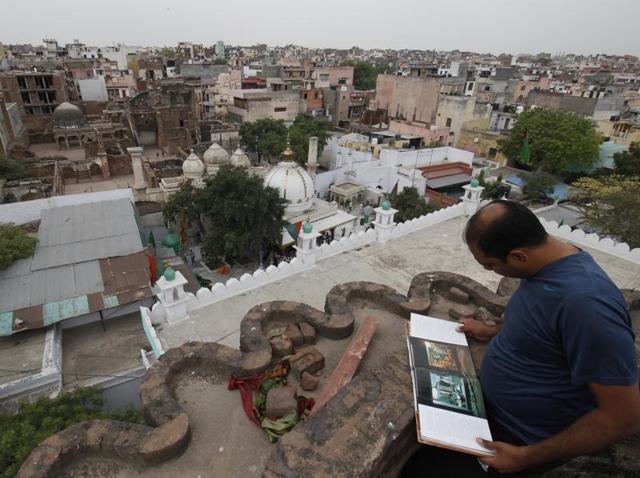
<box><xmin>0</xmin><ymin>223</ymin><xmax>37</xmax><ymax>270</ymax></box>
<box><xmin>522</xmin><ymin>171</ymin><xmax>558</xmax><ymax>201</ymax></box>
<box><xmin>162</xmin><ymin>182</ymin><xmax>202</xmax><ymax>229</ymax></box>
<box><xmin>572</xmin><ymin>175</ymin><xmax>640</xmax><ymax>248</ymax></box>
<box><xmin>288</xmin><ymin>115</ymin><xmax>330</xmax><ymax>166</ymax></box>
<box><xmin>0</xmin><ymin>157</ymin><xmax>26</xmax><ymax>180</ymax></box>
<box><xmin>498</xmin><ymin>109</ymin><xmax>602</xmax><ymax>173</ymax></box>
<box><xmin>0</xmin><ymin>387</ymin><xmax>142</xmax><ymax>478</ymax></box>
<box><xmin>340</xmin><ymin>60</ymin><xmax>386</xmax><ymax>90</ymax></box>
<box><xmin>239</xmin><ymin>115</ymin><xmax>330</xmax><ymax>165</ymax></box>
<box><xmin>198</xmin><ymin>165</ymin><xmax>285</xmax><ymax>265</ymax></box>
<box><xmin>239</xmin><ymin>118</ymin><xmax>288</xmax><ymax>162</ymax></box>
<box><xmin>393</xmin><ymin>187</ymin><xmax>434</xmax><ymax>222</ymax></box>
<box><xmin>613</xmin><ymin>142</ymin><xmax>640</xmax><ymax>177</ymax></box>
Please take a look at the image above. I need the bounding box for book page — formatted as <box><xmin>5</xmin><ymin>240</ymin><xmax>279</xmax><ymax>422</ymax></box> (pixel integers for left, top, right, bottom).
<box><xmin>418</xmin><ymin>404</ymin><xmax>494</xmax><ymax>455</ymax></box>
<box><xmin>410</xmin><ymin>313</ymin><xmax>468</xmax><ymax>346</ymax></box>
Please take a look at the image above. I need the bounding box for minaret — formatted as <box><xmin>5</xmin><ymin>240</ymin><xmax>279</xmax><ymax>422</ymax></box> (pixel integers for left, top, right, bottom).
<box><xmin>307</xmin><ymin>136</ymin><xmax>318</xmax><ymax>179</ymax></box>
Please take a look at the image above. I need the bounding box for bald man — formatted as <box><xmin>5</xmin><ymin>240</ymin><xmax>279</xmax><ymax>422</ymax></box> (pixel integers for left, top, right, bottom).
<box><xmin>403</xmin><ymin>200</ymin><xmax>639</xmax><ymax>478</ymax></box>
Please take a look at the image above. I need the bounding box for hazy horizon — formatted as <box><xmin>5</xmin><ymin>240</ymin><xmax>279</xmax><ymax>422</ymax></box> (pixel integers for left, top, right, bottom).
<box><xmin>3</xmin><ymin>0</ymin><xmax>639</xmax><ymax>57</ymax></box>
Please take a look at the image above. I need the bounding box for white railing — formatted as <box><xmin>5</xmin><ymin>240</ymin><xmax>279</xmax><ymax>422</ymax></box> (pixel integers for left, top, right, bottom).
<box><xmin>538</xmin><ymin>218</ymin><xmax>640</xmax><ymax>264</ymax></box>
<box><xmin>141</xmin><ymin>307</ymin><xmax>165</xmax><ymax>358</ymax></box>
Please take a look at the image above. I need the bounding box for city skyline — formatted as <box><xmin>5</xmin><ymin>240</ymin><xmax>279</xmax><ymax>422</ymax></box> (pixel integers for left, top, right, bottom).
<box><xmin>3</xmin><ymin>0</ymin><xmax>640</xmax><ymax>56</ymax></box>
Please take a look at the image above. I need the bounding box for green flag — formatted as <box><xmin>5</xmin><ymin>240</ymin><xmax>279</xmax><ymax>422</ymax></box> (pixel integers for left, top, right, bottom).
<box><xmin>520</xmin><ymin>134</ymin><xmax>531</xmax><ymax>164</ymax></box>
<box><xmin>148</xmin><ymin>230</ymin><xmax>156</xmax><ymax>249</ymax></box>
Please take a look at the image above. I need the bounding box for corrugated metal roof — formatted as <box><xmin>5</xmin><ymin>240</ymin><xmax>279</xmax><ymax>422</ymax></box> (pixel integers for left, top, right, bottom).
<box><xmin>426</xmin><ymin>173</ymin><xmax>471</xmax><ymax>190</ymax></box>
<box><xmin>31</xmin><ymin>198</ymin><xmax>142</xmax><ymax>270</ymax></box>
<box><xmin>0</xmin><ymin>197</ymin><xmax>143</xmax><ymax>315</ymax></box>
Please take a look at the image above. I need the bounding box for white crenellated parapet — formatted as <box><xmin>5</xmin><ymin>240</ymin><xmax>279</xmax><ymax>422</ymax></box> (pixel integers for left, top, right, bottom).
<box><xmin>141</xmin><ymin>307</ymin><xmax>164</xmax><ymax>359</ymax></box>
<box><xmin>538</xmin><ymin>218</ymin><xmax>640</xmax><ymax>264</ymax></box>
<box><xmin>390</xmin><ymin>202</ymin><xmax>466</xmax><ymax>240</ymax></box>
<box><xmin>374</xmin><ymin>200</ymin><xmax>398</xmax><ymax>243</ymax></box>
<box><xmin>462</xmin><ymin>179</ymin><xmax>485</xmax><ymax>216</ymax></box>
<box><xmin>295</xmin><ymin>221</ymin><xmax>322</xmax><ymax>265</ymax></box>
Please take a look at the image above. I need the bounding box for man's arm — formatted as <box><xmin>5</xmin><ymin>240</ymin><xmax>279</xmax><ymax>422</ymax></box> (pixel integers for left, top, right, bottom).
<box><xmin>478</xmin><ymin>383</ymin><xmax>640</xmax><ymax>473</ymax></box>
<box><xmin>457</xmin><ymin>317</ymin><xmax>501</xmax><ymax>342</ymax></box>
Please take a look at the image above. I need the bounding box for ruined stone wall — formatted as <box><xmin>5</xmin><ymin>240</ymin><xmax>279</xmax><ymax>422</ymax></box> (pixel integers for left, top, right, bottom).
<box><xmin>108</xmin><ymin>154</ymin><xmax>133</xmax><ymax>176</ymax></box>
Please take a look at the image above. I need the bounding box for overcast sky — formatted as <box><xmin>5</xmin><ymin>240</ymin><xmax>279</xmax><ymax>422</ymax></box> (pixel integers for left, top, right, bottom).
<box><xmin>3</xmin><ymin>0</ymin><xmax>639</xmax><ymax>56</ymax></box>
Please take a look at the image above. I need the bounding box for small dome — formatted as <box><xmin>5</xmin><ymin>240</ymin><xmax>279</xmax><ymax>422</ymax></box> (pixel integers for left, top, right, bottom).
<box><xmin>161</xmin><ymin>231</ymin><xmax>180</xmax><ymax>255</ymax></box>
<box><xmin>230</xmin><ymin>148</ymin><xmax>251</xmax><ymax>168</ymax></box>
<box><xmin>470</xmin><ymin>178</ymin><xmax>480</xmax><ymax>188</ymax></box>
<box><xmin>302</xmin><ymin>222</ymin><xmax>313</xmax><ymax>234</ymax></box>
<box><xmin>381</xmin><ymin>200</ymin><xmax>391</xmax><ymax>210</ymax></box>
<box><xmin>53</xmin><ymin>102</ymin><xmax>86</xmax><ymax>129</ymax></box>
<box><xmin>182</xmin><ymin>150</ymin><xmax>205</xmax><ymax>179</ymax></box>
<box><xmin>203</xmin><ymin>142</ymin><xmax>230</xmax><ymax>166</ymax></box>
<box><xmin>163</xmin><ymin>267</ymin><xmax>176</xmax><ymax>282</ymax></box>
<box><xmin>264</xmin><ymin>160</ymin><xmax>315</xmax><ymax>214</ymax></box>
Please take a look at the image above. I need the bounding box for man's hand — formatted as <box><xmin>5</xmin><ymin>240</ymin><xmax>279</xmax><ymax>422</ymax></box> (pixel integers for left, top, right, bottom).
<box><xmin>477</xmin><ymin>438</ymin><xmax>531</xmax><ymax>474</ymax></box>
<box><xmin>457</xmin><ymin>318</ymin><xmax>500</xmax><ymax>342</ymax></box>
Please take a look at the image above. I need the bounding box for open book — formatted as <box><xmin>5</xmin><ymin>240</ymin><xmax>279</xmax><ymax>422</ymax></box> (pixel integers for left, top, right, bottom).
<box><xmin>407</xmin><ymin>313</ymin><xmax>494</xmax><ymax>456</ymax></box>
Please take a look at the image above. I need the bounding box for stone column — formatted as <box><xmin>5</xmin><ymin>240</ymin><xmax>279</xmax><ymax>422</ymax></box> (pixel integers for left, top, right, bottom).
<box><xmin>462</xmin><ymin>179</ymin><xmax>485</xmax><ymax>216</ymax></box>
<box><xmin>295</xmin><ymin>222</ymin><xmax>321</xmax><ymax>266</ymax></box>
<box><xmin>127</xmin><ymin>146</ymin><xmax>146</xmax><ymax>190</ymax></box>
<box><xmin>373</xmin><ymin>200</ymin><xmax>397</xmax><ymax>243</ymax></box>
<box><xmin>307</xmin><ymin>136</ymin><xmax>318</xmax><ymax>179</ymax></box>
<box><xmin>97</xmin><ymin>146</ymin><xmax>111</xmax><ymax>179</ymax></box>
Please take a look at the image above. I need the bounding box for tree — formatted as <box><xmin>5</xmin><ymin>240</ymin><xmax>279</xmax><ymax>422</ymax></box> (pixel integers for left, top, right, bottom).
<box><xmin>393</xmin><ymin>187</ymin><xmax>434</xmax><ymax>222</ymax></box>
<box><xmin>0</xmin><ymin>157</ymin><xmax>26</xmax><ymax>180</ymax></box>
<box><xmin>198</xmin><ymin>165</ymin><xmax>285</xmax><ymax>265</ymax></box>
<box><xmin>0</xmin><ymin>387</ymin><xmax>142</xmax><ymax>478</ymax></box>
<box><xmin>213</xmin><ymin>58</ymin><xmax>228</xmax><ymax>65</ymax></box>
<box><xmin>498</xmin><ymin>108</ymin><xmax>602</xmax><ymax>173</ymax></box>
<box><xmin>477</xmin><ymin>170</ymin><xmax>510</xmax><ymax>200</ymax></box>
<box><xmin>239</xmin><ymin>118</ymin><xmax>288</xmax><ymax>162</ymax></box>
<box><xmin>572</xmin><ymin>175</ymin><xmax>640</xmax><ymax>248</ymax></box>
<box><xmin>340</xmin><ymin>60</ymin><xmax>385</xmax><ymax>90</ymax></box>
<box><xmin>522</xmin><ymin>171</ymin><xmax>557</xmax><ymax>201</ymax></box>
<box><xmin>239</xmin><ymin>115</ymin><xmax>330</xmax><ymax>165</ymax></box>
<box><xmin>162</xmin><ymin>182</ymin><xmax>202</xmax><ymax>232</ymax></box>
<box><xmin>613</xmin><ymin>142</ymin><xmax>640</xmax><ymax>177</ymax></box>
<box><xmin>0</xmin><ymin>223</ymin><xmax>37</xmax><ymax>270</ymax></box>
<box><xmin>288</xmin><ymin>115</ymin><xmax>331</xmax><ymax>166</ymax></box>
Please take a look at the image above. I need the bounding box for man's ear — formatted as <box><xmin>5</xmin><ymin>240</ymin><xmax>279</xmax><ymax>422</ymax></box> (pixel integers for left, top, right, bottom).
<box><xmin>507</xmin><ymin>249</ymin><xmax>528</xmax><ymax>263</ymax></box>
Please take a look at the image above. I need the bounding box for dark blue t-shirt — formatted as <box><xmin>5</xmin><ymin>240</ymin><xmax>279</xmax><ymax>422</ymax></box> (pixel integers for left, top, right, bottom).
<box><xmin>481</xmin><ymin>251</ymin><xmax>637</xmax><ymax>445</ymax></box>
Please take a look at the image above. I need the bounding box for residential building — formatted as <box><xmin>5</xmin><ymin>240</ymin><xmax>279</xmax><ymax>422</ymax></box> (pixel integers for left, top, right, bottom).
<box><xmin>374</xmin><ymin>74</ymin><xmax>441</xmax><ymax>124</ymax></box>
<box><xmin>227</xmin><ymin>89</ymin><xmax>300</xmax><ymax>122</ymax></box>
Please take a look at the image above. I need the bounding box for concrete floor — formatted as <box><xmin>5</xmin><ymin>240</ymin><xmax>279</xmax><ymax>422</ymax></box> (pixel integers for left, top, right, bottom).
<box><xmin>0</xmin><ymin>329</ymin><xmax>45</xmax><ymax>386</ymax></box>
<box><xmin>63</xmin><ymin>175</ymin><xmax>136</xmax><ymax>195</ymax></box>
<box><xmin>62</xmin><ymin>313</ymin><xmax>147</xmax><ymax>390</ymax></box>
<box><xmin>156</xmin><ymin>215</ymin><xmax>640</xmax><ymax>351</ymax></box>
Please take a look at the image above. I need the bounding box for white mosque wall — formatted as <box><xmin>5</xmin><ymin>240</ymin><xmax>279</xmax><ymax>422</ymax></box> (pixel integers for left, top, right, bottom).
<box><xmin>538</xmin><ymin>218</ymin><xmax>640</xmax><ymax>264</ymax></box>
<box><xmin>379</xmin><ymin>146</ymin><xmax>474</xmax><ymax>168</ymax></box>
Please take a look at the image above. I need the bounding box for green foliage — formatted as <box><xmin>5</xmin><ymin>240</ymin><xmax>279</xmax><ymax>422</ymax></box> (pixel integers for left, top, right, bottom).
<box><xmin>572</xmin><ymin>175</ymin><xmax>640</xmax><ymax>248</ymax></box>
<box><xmin>477</xmin><ymin>170</ymin><xmax>507</xmax><ymax>200</ymax></box>
<box><xmin>194</xmin><ymin>273</ymin><xmax>212</xmax><ymax>288</ymax></box>
<box><xmin>0</xmin><ymin>387</ymin><xmax>143</xmax><ymax>478</ymax></box>
<box><xmin>393</xmin><ymin>187</ymin><xmax>434</xmax><ymax>222</ymax></box>
<box><xmin>0</xmin><ymin>223</ymin><xmax>37</xmax><ymax>270</ymax></box>
<box><xmin>199</xmin><ymin>165</ymin><xmax>285</xmax><ymax>265</ymax></box>
<box><xmin>162</xmin><ymin>182</ymin><xmax>201</xmax><ymax>228</ymax></box>
<box><xmin>522</xmin><ymin>171</ymin><xmax>558</xmax><ymax>201</ymax></box>
<box><xmin>239</xmin><ymin>118</ymin><xmax>288</xmax><ymax>162</ymax></box>
<box><xmin>213</xmin><ymin>58</ymin><xmax>227</xmax><ymax>65</ymax></box>
<box><xmin>340</xmin><ymin>60</ymin><xmax>386</xmax><ymax>90</ymax></box>
<box><xmin>0</xmin><ymin>158</ymin><xmax>26</xmax><ymax>180</ymax></box>
<box><xmin>498</xmin><ymin>109</ymin><xmax>601</xmax><ymax>173</ymax></box>
<box><xmin>613</xmin><ymin>142</ymin><xmax>640</xmax><ymax>177</ymax></box>
<box><xmin>239</xmin><ymin>115</ymin><xmax>330</xmax><ymax>165</ymax></box>
<box><xmin>158</xmin><ymin>47</ymin><xmax>175</xmax><ymax>59</ymax></box>
<box><xmin>288</xmin><ymin>115</ymin><xmax>331</xmax><ymax>166</ymax></box>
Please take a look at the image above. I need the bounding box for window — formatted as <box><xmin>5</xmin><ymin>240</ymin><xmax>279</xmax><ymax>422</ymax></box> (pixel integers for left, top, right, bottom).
<box><xmin>445</xmin><ymin>118</ymin><xmax>452</xmax><ymax>127</ymax></box>
<box><xmin>17</xmin><ymin>77</ymin><xmax>28</xmax><ymax>89</ymax></box>
<box><xmin>467</xmin><ymin>82</ymin><xmax>474</xmax><ymax>91</ymax></box>
<box><xmin>319</xmin><ymin>74</ymin><xmax>329</xmax><ymax>82</ymax></box>
<box><xmin>179</xmin><ymin>119</ymin><xmax>185</xmax><ymax>127</ymax></box>
<box><xmin>303</xmin><ymin>93</ymin><xmax>308</xmax><ymax>99</ymax></box>
<box><xmin>484</xmin><ymin>85</ymin><xmax>491</xmax><ymax>92</ymax></box>
<box><xmin>520</xmin><ymin>85</ymin><xmax>526</xmax><ymax>91</ymax></box>
<box><xmin>274</xmin><ymin>107</ymin><xmax>287</xmax><ymax>112</ymax></box>
<box><xmin>21</xmin><ymin>92</ymin><xmax>31</xmax><ymax>104</ymax></box>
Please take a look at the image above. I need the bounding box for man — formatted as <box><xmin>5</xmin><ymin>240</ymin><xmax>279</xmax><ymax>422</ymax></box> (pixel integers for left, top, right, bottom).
<box><xmin>403</xmin><ymin>200</ymin><xmax>640</xmax><ymax>477</ymax></box>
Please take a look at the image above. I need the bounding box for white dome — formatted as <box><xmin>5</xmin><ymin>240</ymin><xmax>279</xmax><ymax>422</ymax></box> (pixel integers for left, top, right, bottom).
<box><xmin>182</xmin><ymin>151</ymin><xmax>205</xmax><ymax>180</ymax></box>
<box><xmin>203</xmin><ymin>142</ymin><xmax>230</xmax><ymax>166</ymax></box>
<box><xmin>264</xmin><ymin>161</ymin><xmax>315</xmax><ymax>214</ymax></box>
<box><xmin>230</xmin><ymin>148</ymin><xmax>251</xmax><ymax>168</ymax></box>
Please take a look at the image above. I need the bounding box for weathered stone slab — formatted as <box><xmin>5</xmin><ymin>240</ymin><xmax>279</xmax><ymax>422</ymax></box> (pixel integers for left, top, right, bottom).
<box><xmin>265</xmin><ymin>386</ymin><xmax>297</xmax><ymax>418</ymax></box>
<box><xmin>290</xmin><ymin>346</ymin><xmax>325</xmax><ymax>378</ymax></box>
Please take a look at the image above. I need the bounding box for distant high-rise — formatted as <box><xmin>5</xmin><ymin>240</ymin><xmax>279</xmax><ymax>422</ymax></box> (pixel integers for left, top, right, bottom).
<box><xmin>215</xmin><ymin>41</ymin><xmax>225</xmax><ymax>60</ymax></box>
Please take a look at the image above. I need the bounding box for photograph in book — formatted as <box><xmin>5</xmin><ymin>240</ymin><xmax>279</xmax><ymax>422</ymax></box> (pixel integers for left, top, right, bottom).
<box><xmin>409</xmin><ymin>337</ymin><xmax>476</xmax><ymax>376</ymax></box>
<box><xmin>413</xmin><ymin>368</ymin><xmax>487</xmax><ymax>419</ymax></box>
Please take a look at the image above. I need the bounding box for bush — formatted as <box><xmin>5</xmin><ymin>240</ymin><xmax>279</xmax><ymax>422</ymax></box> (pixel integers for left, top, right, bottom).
<box><xmin>0</xmin><ymin>223</ymin><xmax>37</xmax><ymax>270</ymax></box>
<box><xmin>0</xmin><ymin>387</ymin><xmax>143</xmax><ymax>478</ymax></box>
<box><xmin>522</xmin><ymin>171</ymin><xmax>557</xmax><ymax>201</ymax></box>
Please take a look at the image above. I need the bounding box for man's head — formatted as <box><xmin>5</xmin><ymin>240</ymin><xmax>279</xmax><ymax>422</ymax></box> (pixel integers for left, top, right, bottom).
<box><xmin>464</xmin><ymin>200</ymin><xmax>549</xmax><ymax>278</ymax></box>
